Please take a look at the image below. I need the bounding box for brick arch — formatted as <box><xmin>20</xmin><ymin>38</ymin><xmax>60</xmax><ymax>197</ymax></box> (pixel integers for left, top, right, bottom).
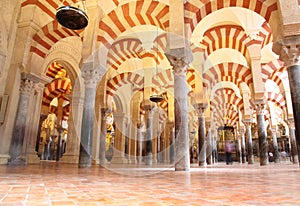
<box><xmin>203</xmin><ymin>62</ymin><xmax>252</xmax><ymax>90</ymax></box>
<box><xmin>106</xmin><ymin>72</ymin><xmax>144</xmax><ymax>97</ymax></box>
<box><xmin>42</xmin><ymin>78</ymin><xmax>72</xmax><ymax>111</ymax></box>
<box><xmin>267</xmin><ymin>92</ymin><xmax>286</xmax><ymax>109</ymax></box>
<box><xmin>210</xmin><ymin>88</ymin><xmax>244</xmax><ymax>112</ymax></box>
<box><xmin>97</xmin><ymin>0</ymin><xmax>169</xmax><ymax>49</ymax></box>
<box><xmin>30</xmin><ymin>21</ymin><xmax>82</xmax><ymax>59</ymax></box>
<box><xmin>106</xmin><ymin>33</ymin><xmax>167</xmax><ymax>70</ymax></box>
<box><xmin>184</xmin><ymin>0</ymin><xmax>278</xmax><ymax>32</ymax></box>
<box><xmin>261</xmin><ymin>59</ymin><xmax>285</xmax><ymax>82</ymax></box>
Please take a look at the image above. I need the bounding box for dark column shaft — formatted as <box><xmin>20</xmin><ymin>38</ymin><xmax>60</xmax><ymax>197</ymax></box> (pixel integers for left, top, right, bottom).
<box><xmin>256</xmin><ymin>111</ymin><xmax>268</xmax><ymax>166</ymax></box>
<box><xmin>198</xmin><ymin>110</ymin><xmax>206</xmax><ymax>166</ymax></box>
<box><xmin>79</xmin><ymin>86</ymin><xmax>96</xmax><ymax>167</ymax></box>
<box><xmin>287</xmin><ymin>65</ymin><xmax>300</xmax><ymax>164</ymax></box>
<box><xmin>245</xmin><ymin>122</ymin><xmax>254</xmax><ymax>164</ymax></box>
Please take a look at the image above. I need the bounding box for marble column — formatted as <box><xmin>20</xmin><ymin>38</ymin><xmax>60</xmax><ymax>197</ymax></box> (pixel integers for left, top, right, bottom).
<box><xmin>165</xmin><ymin>54</ymin><xmax>191</xmax><ymax>171</ymax></box>
<box><xmin>206</xmin><ymin>122</ymin><xmax>213</xmax><ymax>165</ymax></box>
<box><xmin>79</xmin><ymin>67</ymin><xmax>101</xmax><ymax>168</ymax></box>
<box><xmin>239</xmin><ymin>128</ymin><xmax>247</xmax><ymax>163</ymax></box>
<box><xmin>273</xmin><ymin>36</ymin><xmax>300</xmax><ymax>165</ymax></box>
<box><xmin>256</xmin><ymin>103</ymin><xmax>269</xmax><ymax>165</ymax></box>
<box><xmin>196</xmin><ymin>103</ymin><xmax>207</xmax><ymax>166</ymax></box>
<box><xmin>244</xmin><ymin>121</ymin><xmax>254</xmax><ymax>164</ymax></box>
<box><xmin>287</xmin><ymin>119</ymin><xmax>299</xmax><ymax>164</ymax></box>
<box><xmin>270</xmin><ymin>127</ymin><xmax>280</xmax><ymax>163</ymax></box>
<box><xmin>111</xmin><ymin>113</ymin><xmax>127</xmax><ymax>163</ymax></box>
<box><xmin>144</xmin><ymin>105</ymin><xmax>154</xmax><ymax>165</ymax></box>
<box><xmin>100</xmin><ymin>108</ymin><xmax>110</xmax><ymax>165</ymax></box>
<box><xmin>136</xmin><ymin>123</ymin><xmax>143</xmax><ymax>163</ymax></box>
<box><xmin>169</xmin><ymin>124</ymin><xmax>175</xmax><ymax>164</ymax></box>
<box><xmin>8</xmin><ymin>73</ymin><xmax>37</xmax><ymax>165</ymax></box>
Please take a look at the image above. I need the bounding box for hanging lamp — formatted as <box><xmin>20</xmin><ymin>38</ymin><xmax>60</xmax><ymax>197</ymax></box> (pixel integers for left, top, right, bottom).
<box><xmin>150</xmin><ymin>29</ymin><xmax>164</xmax><ymax>103</ymax></box>
<box><xmin>56</xmin><ymin>0</ymin><xmax>88</xmax><ymax>30</ymax></box>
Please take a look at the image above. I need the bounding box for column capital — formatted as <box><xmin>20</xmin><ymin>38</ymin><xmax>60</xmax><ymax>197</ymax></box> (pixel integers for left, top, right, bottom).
<box><xmin>287</xmin><ymin>118</ymin><xmax>295</xmax><ymax>129</ymax></box>
<box><xmin>20</xmin><ymin>78</ymin><xmax>35</xmax><ymax>94</ymax></box>
<box><xmin>165</xmin><ymin>48</ymin><xmax>193</xmax><ymax>75</ymax></box>
<box><xmin>81</xmin><ymin>63</ymin><xmax>105</xmax><ymax>88</ymax></box>
<box><xmin>194</xmin><ymin>103</ymin><xmax>207</xmax><ymax>117</ymax></box>
<box><xmin>273</xmin><ymin>36</ymin><xmax>300</xmax><ymax>66</ymax></box>
<box><xmin>255</xmin><ymin>102</ymin><xmax>266</xmax><ymax>115</ymax></box>
<box><xmin>242</xmin><ymin>120</ymin><xmax>252</xmax><ymax>128</ymax></box>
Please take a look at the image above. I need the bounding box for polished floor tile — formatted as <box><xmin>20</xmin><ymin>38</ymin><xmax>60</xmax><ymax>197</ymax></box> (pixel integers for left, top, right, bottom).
<box><xmin>0</xmin><ymin>161</ymin><xmax>300</xmax><ymax>205</ymax></box>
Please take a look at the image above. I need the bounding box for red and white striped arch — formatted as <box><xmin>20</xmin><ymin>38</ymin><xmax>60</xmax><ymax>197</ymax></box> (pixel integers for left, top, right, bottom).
<box><xmin>261</xmin><ymin>59</ymin><xmax>285</xmax><ymax>82</ymax></box>
<box><xmin>30</xmin><ymin>21</ymin><xmax>81</xmax><ymax>59</ymax></box>
<box><xmin>97</xmin><ymin>1</ymin><xmax>169</xmax><ymax>49</ymax></box>
<box><xmin>46</xmin><ymin>62</ymin><xmax>70</xmax><ymax>79</ymax></box>
<box><xmin>203</xmin><ymin>62</ymin><xmax>252</xmax><ymax>90</ymax></box>
<box><xmin>267</xmin><ymin>92</ymin><xmax>286</xmax><ymax>109</ymax></box>
<box><xmin>184</xmin><ymin>0</ymin><xmax>278</xmax><ymax>32</ymax></box>
<box><xmin>21</xmin><ymin>0</ymin><xmax>77</xmax><ymax>20</ymax></box>
<box><xmin>106</xmin><ymin>38</ymin><xmax>144</xmax><ymax>70</ymax></box>
<box><xmin>42</xmin><ymin>78</ymin><xmax>72</xmax><ymax>110</ymax></box>
<box><xmin>106</xmin><ymin>72</ymin><xmax>144</xmax><ymax>97</ymax></box>
<box><xmin>210</xmin><ymin>88</ymin><xmax>244</xmax><ymax>112</ymax></box>
<box><xmin>198</xmin><ymin>25</ymin><xmax>250</xmax><ymax>58</ymax></box>
<box><xmin>106</xmin><ymin>33</ymin><xmax>167</xmax><ymax>70</ymax></box>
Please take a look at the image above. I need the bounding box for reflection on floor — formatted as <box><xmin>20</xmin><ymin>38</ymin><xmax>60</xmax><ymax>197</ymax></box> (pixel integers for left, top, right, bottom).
<box><xmin>0</xmin><ymin>161</ymin><xmax>300</xmax><ymax>205</ymax></box>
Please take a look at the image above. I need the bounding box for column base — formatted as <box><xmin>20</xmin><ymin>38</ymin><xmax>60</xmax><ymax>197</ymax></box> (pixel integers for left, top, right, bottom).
<box><xmin>8</xmin><ymin>156</ymin><xmax>27</xmax><ymax>166</ymax></box>
<box><xmin>27</xmin><ymin>153</ymin><xmax>41</xmax><ymax>164</ymax></box>
<box><xmin>60</xmin><ymin>154</ymin><xmax>79</xmax><ymax>164</ymax></box>
<box><xmin>175</xmin><ymin>167</ymin><xmax>190</xmax><ymax>171</ymax></box>
<box><xmin>110</xmin><ymin>156</ymin><xmax>127</xmax><ymax>164</ymax></box>
<box><xmin>0</xmin><ymin>154</ymin><xmax>10</xmax><ymax>165</ymax></box>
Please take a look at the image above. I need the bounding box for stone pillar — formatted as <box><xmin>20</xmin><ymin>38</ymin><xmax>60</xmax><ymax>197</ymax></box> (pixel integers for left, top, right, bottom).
<box><xmin>165</xmin><ymin>54</ymin><xmax>192</xmax><ymax>171</ymax></box>
<box><xmin>169</xmin><ymin>123</ymin><xmax>175</xmax><ymax>164</ymax></box>
<box><xmin>136</xmin><ymin>123</ymin><xmax>143</xmax><ymax>163</ymax></box>
<box><xmin>79</xmin><ymin>66</ymin><xmax>101</xmax><ymax>168</ymax></box>
<box><xmin>273</xmin><ymin>36</ymin><xmax>300</xmax><ymax>165</ymax></box>
<box><xmin>8</xmin><ymin>73</ymin><xmax>37</xmax><ymax>165</ymax></box>
<box><xmin>270</xmin><ymin>127</ymin><xmax>280</xmax><ymax>163</ymax></box>
<box><xmin>206</xmin><ymin>122</ymin><xmax>213</xmax><ymax>165</ymax></box>
<box><xmin>239</xmin><ymin>128</ymin><xmax>247</xmax><ymax>163</ymax></box>
<box><xmin>100</xmin><ymin>108</ymin><xmax>110</xmax><ymax>165</ymax></box>
<box><xmin>128</xmin><ymin>122</ymin><xmax>137</xmax><ymax>164</ymax></box>
<box><xmin>144</xmin><ymin>105</ymin><xmax>154</xmax><ymax>165</ymax></box>
<box><xmin>287</xmin><ymin>119</ymin><xmax>299</xmax><ymax>164</ymax></box>
<box><xmin>244</xmin><ymin>121</ymin><xmax>254</xmax><ymax>164</ymax></box>
<box><xmin>111</xmin><ymin>113</ymin><xmax>127</xmax><ymax>163</ymax></box>
<box><xmin>256</xmin><ymin>103</ymin><xmax>269</xmax><ymax>165</ymax></box>
<box><xmin>195</xmin><ymin>103</ymin><xmax>207</xmax><ymax>166</ymax></box>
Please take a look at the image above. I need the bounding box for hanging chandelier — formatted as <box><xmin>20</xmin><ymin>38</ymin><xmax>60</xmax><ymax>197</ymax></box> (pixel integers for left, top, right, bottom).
<box><xmin>56</xmin><ymin>1</ymin><xmax>88</xmax><ymax>30</ymax></box>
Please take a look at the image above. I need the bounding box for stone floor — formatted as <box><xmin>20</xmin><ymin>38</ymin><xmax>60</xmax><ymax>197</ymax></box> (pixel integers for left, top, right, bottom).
<box><xmin>0</xmin><ymin>161</ymin><xmax>300</xmax><ymax>206</ymax></box>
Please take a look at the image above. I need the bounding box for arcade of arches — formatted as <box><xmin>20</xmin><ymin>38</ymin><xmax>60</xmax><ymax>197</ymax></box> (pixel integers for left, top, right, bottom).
<box><xmin>0</xmin><ymin>0</ymin><xmax>300</xmax><ymax>172</ymax></box>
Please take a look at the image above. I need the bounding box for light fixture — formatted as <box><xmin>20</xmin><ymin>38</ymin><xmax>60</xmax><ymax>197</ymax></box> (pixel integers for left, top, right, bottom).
<box><xmin>56</xmin><ymin>0</ymin><xmax>88</xmax><ymax>30</ymax></box>
<box><xmin>150</xmin><ymin>28</ymin><xmax>164</xmax><ymax>103</ymax></box>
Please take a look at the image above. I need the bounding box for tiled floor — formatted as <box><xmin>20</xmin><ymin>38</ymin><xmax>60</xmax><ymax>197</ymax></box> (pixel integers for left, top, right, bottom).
<box><xmin>0</xmin><ymin>161</ymin><xmax>300</xmax><ymax>206</ymax></box>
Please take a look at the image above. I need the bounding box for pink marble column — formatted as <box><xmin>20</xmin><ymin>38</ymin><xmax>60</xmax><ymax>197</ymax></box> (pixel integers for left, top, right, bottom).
<box><xmin>239</xmin><ymin>128</ymin><xmax>247</xmax><ymax>163</ymax></box>
<box><xmin>99</xmin><ymin>108</ymin><xmax>110</xmax><ymax>165</ymax></box>
<box><xmin>195</xmin><ymin>103</ymin><xmax>207</xmax><ymax>166</ymax></box>
<box><xmin>244</xmin><ymin>121</ymin><xmax>254</xmax><ymax>164</ymax></box>
<box><xmin>256</xmin><ymin>103</ymin><xmax>269</xmax><ymax>166</ymax></box>
<box><xmin>287</xmin><ymin>119</ymin><xmax>299</xmax><ymax>164</ymax></box>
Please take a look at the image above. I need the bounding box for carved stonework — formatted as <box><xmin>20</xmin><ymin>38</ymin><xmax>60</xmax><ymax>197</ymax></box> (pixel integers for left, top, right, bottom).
<box><xmin>20</xmin><ymin>79</ymin><xmax>35</xmax><ymax>94</ymax></box>
<box><xmin>165</xmin><ymin>48</ymin><xmax>193</xmax><ymax>76</ymax></box>
<box><xmin>273</xmin><ymin>36</ymin><xmax>300</xmax><ymax>66</ymax></box>
<box><xmin>255</xmin><ymin>103</ymin><xmax>266</xmax><ymax>115</ymax></box>
<box><xmin>81</xmin><ymin>67</ymin><xmax>103</xmax><ymax>88</ymax></box>
<box><xmin>194</xmin><ymin>103</ymin><xmax>207</xmax><ymax>117</ymax></box>
<box><xmin>287</xmin><ymin>119</ymin><xmax>295</xmax><ymax>129</ymax></box>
